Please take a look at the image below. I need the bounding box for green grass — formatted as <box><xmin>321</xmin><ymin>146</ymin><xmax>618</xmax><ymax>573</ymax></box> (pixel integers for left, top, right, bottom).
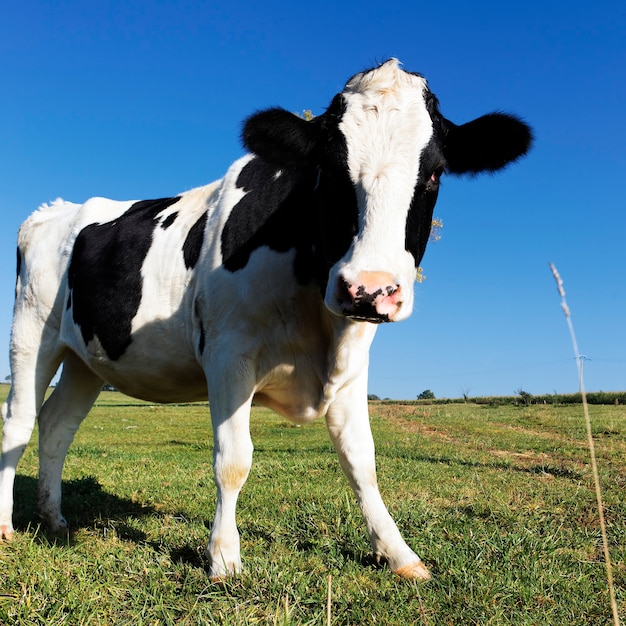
<box><xmin>1</xmin><ymin>387</ymin><xmax>624</xmax><ymax>624</ymax></box>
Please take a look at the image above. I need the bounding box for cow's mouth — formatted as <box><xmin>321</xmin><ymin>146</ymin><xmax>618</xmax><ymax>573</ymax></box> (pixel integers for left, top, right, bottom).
<box><xmin>341</xmin><ymin>305</ymin><xmax>391</xmax><ymax>324</ymax></box>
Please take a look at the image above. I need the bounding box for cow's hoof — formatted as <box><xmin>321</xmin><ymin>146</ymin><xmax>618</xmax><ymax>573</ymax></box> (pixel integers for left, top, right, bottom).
<box><xmin>393</xmin><ymin>560</ymin><xmax>432</xmax><ymax>580</ymax></box>
<box><xmin>208</xmin><ymin>566</ymin><xmax>240</xmax><ymax>583</ymax></box>
<box><xmin>209</xmin><ymin>573</ymin><xmax>232</xmax><ymax>584</ymax></box>
<box><xmin>0</xmin><ymin>523</ymin><xmax>14</xmax><ymax>541</ymax></box>
<box><xmin>206</xmin><ymin>553</ymin><xmax>242</xmax><ymax>582</ymax></box>
<box><xmin>37</xmin><ymin>510</ymin><xmax>68</xmax><ymax>534</ymax></box>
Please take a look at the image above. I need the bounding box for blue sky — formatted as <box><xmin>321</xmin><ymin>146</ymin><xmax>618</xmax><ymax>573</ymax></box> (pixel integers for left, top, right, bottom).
<box><xmin>1</xmin><ymin>0</ymin><xmax>624</xmax><ymax>400</ymax></box>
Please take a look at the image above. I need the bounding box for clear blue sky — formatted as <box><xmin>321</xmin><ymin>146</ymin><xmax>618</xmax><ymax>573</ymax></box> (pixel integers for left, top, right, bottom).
<box><xmin>1</xmin><ymin>0</ymin><xmax>624</xmax><ymax>400</ymax></box>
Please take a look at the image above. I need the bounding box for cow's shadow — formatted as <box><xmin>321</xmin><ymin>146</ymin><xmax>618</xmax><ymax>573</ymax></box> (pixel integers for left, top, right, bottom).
<box><xmin>14</xmin><ymin>477</ymin><xmax>154</xmax><ymax>543</ymax></box>
<box><xmin>13</xmin><ymin>474</ymin><xmax>154</xmax><ymax>538</ymax></box>
<box><xmin>13</xmin><ymin>474</ymin><xmax>371</xmax><ymax>572</ymax></box>
<box><xmin>12</xmin><ymin>474</ymin><xmax>208</xmax><ymax>567</ymax></box>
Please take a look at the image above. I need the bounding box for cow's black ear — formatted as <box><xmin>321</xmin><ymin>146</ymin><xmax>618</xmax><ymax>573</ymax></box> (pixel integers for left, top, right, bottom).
<box><xmin>242</xmin><ymin>107</ymin><xmax>320</xmax><ymax>169</ymax></box>
<box><xmin>442</xmin><ymin>113</ymin><xmax>533</xmax><ymax>175</ymax></box>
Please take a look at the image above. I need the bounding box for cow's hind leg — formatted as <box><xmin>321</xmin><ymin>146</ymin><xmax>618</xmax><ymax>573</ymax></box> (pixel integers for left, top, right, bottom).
<box><xmin>0</xmin><ymin>342</ymin><xmax>64</xmax><ymax>539</ymax></box>
<box><xmin>326</xmin><ymin>382</ymin><xmax>431</xmax><ymax>580</ymax></box>
<box><xmin>36</xmin><ymin>353</ymin><xmax>103</xmax><ymax>532</ymax></box>
<box><xmin>205</xmin><ymin>364</ymin><xmax>255</xmax><ymax>580</ymax></box>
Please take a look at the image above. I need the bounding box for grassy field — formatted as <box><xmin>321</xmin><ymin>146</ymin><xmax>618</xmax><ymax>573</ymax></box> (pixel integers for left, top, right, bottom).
<box><xmin>0</xmin><ymin>386</ymin><xmax>624</xmax><ymax>625</ymax></box>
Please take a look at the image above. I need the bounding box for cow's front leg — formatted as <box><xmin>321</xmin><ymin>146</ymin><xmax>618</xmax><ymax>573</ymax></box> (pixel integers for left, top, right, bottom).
<box><xmin>205</xmin><ymin>368</ymin><xmax>254</xmax><ymax>580</ymax></box>
<box><xmin>325</xmin><ymin>379</ymin><xmax>431</xmax><ymax>580</ymax></box>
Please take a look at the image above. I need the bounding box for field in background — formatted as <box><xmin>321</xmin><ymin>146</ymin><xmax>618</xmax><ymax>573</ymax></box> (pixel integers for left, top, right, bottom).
<box><xmin>0</xmin><ymin>387</ymin><xmax>624</xmax><ymax>624</ymax></box>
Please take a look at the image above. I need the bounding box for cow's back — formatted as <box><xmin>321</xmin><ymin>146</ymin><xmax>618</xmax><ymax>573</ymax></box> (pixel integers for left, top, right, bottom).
<box><xmin>15</xmin><ymin>185</ymin><xmax>224</xmax><ymax>402</ymax></box>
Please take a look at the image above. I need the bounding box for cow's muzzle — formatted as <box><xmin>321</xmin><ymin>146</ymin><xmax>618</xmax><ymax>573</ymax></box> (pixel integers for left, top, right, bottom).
<box><xmin>334</xmin><ymin>271</ymin><xmax>403</xmax><ymax>323</ymax></box>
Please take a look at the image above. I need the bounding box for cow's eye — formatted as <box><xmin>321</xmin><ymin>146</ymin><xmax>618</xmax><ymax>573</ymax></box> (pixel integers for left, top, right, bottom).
<box><xmin>430</xmin><ymin>165</ymin><xmax>445</xmax><ymax>182</ymax></box>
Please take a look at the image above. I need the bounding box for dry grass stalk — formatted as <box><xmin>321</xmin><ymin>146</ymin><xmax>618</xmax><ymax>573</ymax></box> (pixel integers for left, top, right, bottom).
<box><xmin>549</xmin><ymin>262</ymin><xmax>620</xmax><ymax>626</ymax></box>
<box><xmin>327</xmin><ymin>574</ymin><xmax>332</xmax><ymax>626</ymax></box>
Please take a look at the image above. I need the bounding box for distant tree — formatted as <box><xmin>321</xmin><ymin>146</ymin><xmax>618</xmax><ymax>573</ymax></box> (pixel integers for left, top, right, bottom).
<box><xmin>515</xmin><ymin>388</ymin><xmax>533</xmax><ymax>405</ymax></box>
<box><xmin>4</xmin><ymin>375</ymin><xmax>10</xmax><ymax>382</ymax></box>
<box><xmin>417</xmin><ymin>389</ymin><xmax>435</xmax><ymax>400</ymax></box>
<box><xmin>461</xmin><ymin>386</ymin><xmax>471</xmax><ymax>403</ymax></box>
<box><xmin>367</xmin><ymin>394</ymin><xmax>380</xmax><ymax>401</ymax></box>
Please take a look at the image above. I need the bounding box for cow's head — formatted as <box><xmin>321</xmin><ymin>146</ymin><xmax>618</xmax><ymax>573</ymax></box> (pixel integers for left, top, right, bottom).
<box><xmin>243</xmin><ymin>59</ymin><xmax>532</xmax><ymax>323</ymax></box>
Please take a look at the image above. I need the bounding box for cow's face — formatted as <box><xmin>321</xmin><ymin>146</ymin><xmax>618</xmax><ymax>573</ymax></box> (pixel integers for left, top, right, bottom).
<box><xmin>243</xmin><ymin>59</ymin><xmax>532</xmax><ymax>323</ymax></box>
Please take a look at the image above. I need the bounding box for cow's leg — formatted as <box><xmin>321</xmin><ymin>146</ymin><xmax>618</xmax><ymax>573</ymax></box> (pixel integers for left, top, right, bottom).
<box><xmin>325</xmin><ymin>377</ymin><xmax>431</xmax><ymax>580</ymax></box>
<box><xmin>36</xmin><ymin>352</ymin><xmax>103</xmax><ymax>532</ymax></box>
<box><xmin>205</xmin><ymin>364</ymin><xmax>255</xmax><ymax>580</ymax></box>
<box><xmin>0</xmin><ymin>336</ymin><xmax>64</xmax><ymax>539</ymax></box>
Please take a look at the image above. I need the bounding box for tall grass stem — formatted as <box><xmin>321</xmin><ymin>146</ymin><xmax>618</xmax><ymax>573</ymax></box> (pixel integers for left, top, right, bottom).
<box><xmin>327</xmin><ymin>574</ymin><xmax>332</xmax><ymax>626</ymax></box>
<box><xmin>549</xmin><ymin>262</ymin><xmax>620</xmax><ymax>626</ymax></box>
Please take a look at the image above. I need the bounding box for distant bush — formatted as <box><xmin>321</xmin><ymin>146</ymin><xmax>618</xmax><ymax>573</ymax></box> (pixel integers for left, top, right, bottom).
<box><xmin>417</xmin><ymin>389</ymin><xmax>435</xmax><ymax>400</ymax></box>
<box><xmin>385</xmin><ymin>391</ymin><xmax>626</xmax><ymax>406</ymax></box>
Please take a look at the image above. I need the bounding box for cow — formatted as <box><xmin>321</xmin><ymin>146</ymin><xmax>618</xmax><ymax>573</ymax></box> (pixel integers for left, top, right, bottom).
<box><xmin>0</xmin><ymin>59</ymin><xmax>531</xmax><ymax>580</ymax></box>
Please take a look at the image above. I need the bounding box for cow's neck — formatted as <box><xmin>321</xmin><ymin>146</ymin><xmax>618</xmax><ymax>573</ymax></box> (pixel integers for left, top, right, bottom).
<box><xmin>317</xmin><ymin>312</ymin><xmax>378</xmax><ymax>413</ymax></box>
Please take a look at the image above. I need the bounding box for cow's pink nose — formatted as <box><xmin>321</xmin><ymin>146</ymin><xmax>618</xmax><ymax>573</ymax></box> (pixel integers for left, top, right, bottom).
<box><xmin>336</xmin><ymin>272</ymin><xmax>402</xmax><ymax>322</ymax></box>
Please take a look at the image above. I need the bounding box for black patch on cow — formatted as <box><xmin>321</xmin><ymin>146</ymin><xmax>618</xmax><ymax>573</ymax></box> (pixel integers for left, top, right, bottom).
<box><xmin>16</xmin><ymin>246</ymin><xmax>22</xmax><ymax>282</ymax></box>
<box><xmin>68</xmin><ymin>196</ymin><xmax>181</xmax><ymax>360</ymax></box>
<box><xmin>194</xmin><ymin>299</ymin><xmax>206</xmax><ymax>355</ymax></box>
<box><xmin>221</xmin><ymin>157</ymin><xmax>319</xmax><ymax>283</ymax></box>
<box><xmin>226</xmin><ymin>91</ymin><xmax>360</xmax><ymax>289</ymax></box>
<box><xmin>405</xmin><ymin>134</ymin><xmax>445</xmax><ymax>267</ymax></box>
<box><xmin>161</xmin><ymin>211</ymin><xmax>178</xmax><ymax>229</ymax></box>
<box><xmin>312</xmin><ymin>95</ymin><xmax>358</xmax><ymax>282</ymax></box>
<box><xmin>198</xmin><ymin>320</ymin><xmax>205</xmax><ymax>355</ymax></box>
<box><xmin>15</xmin><ymin>246</ymin><xmax>22</xmax><ymax>300</ymax></box>
<box><xmin>183</xmin><ymin>211</ymin><xmax>208</xmax><ymax>270</ymax></box>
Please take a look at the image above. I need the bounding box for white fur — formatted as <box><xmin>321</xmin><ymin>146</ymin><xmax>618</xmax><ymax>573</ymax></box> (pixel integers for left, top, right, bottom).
<box><xmin>325</xmin><ymin>59</ymin><xmax>433</xmax><ymax>321</ymax></box>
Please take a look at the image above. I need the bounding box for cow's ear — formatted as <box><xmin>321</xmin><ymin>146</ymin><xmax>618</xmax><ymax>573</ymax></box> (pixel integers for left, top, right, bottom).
<box><xmin>242</xmin><ymin>107</ymin><xmax>320</xmax><ymax>169</ymax></box>
<box><xmin>442</xmin><ymin>113</ymin><xmax>533</xmax><ymax>175</ymax></box>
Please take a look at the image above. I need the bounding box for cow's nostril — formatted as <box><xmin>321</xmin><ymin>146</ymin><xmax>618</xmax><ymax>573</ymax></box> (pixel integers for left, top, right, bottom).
<box><xmin>385</xmin><ymin>283</ymin><xmax>400</xmax><ymax>298</ymax></box>
<box><xmin>336</xmin><ymin>278</ymin><xmax>354</xmax><ymax>308</ymax></box>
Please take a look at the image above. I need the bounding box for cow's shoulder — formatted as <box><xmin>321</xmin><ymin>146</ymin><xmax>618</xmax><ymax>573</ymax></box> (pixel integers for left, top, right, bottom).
<box><xmin>173</xmin><ymin>183</ymin><xmax>223</xmax><ymax>270</ymax></box>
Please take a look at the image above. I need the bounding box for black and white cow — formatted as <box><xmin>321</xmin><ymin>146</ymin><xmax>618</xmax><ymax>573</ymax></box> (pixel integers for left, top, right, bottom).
<box><xmin>0</xmin><ymin>59</ymin><xmax>531</xmax><ymax>580</ymax></box>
